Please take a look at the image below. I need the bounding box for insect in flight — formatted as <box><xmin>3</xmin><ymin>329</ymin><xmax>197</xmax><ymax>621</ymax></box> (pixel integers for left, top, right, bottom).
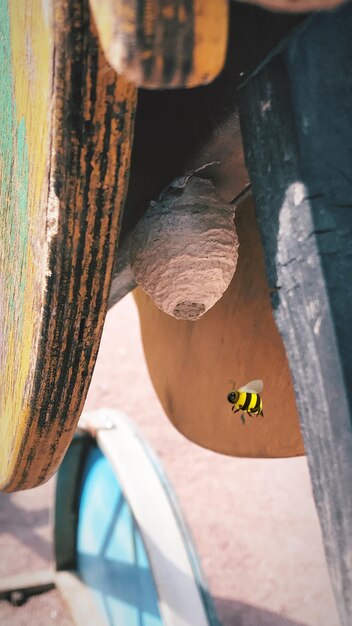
<box><xmin>227</xmin><ymin>379</ymin><xmax>264</xmax><ymax>425</ymax></box>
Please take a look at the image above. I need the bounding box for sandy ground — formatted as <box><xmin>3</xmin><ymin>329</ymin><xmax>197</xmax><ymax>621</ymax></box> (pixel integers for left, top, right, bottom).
<box><xmin>0</xmin><ymin>294</ymin><xmax>341</xmax><ymax>626</ymax></box>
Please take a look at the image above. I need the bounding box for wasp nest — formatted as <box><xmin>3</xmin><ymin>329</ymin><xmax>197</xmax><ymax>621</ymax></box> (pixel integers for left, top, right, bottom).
<box><xmin>130</xmin><ymin>174</ymin><xmax>239</xmax><ymax>321</ymax></box>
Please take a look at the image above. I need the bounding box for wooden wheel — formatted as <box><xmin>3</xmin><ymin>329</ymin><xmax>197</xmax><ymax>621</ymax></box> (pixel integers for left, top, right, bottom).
<box><xmin>89</xmin><ymin>0</ymin><xmax>229</xmax><ymax>89</ymax></box>
<box><xmin>0</xmin><ymin>0</ymin><xmax>136</xmax><ymax>491</ymax></box>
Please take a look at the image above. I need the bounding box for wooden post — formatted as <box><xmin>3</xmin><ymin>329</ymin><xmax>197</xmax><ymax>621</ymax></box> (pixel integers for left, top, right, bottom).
<box><xmin>238</xmin><ymin>4</ymin><xmax>352</xmax><ymax>625</ymax></box>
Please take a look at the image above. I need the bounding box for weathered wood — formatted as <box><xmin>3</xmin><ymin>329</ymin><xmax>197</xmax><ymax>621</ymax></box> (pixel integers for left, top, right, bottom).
<box><xmin>89</xmin><ymin>0</ymin><xmax>229</xmax><ymax>89</ymax></box>
<box><xmin>134</xmin><ymin>194</ymin><xmax>303</xmax><ymax>458</ymax></box>
<box><xmin>0</xmin><ymin>0</ymin><xmax>136</xmax><ymax>491</ymax></box>
<box><xmin>238</xmin><ymin>3</ymin><xmax>352</xmax><ymax>624</ymax></box>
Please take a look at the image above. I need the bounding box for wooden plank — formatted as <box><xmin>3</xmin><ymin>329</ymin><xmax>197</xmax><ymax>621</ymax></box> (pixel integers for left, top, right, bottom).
<box><xmin>0</xmin><ymin>0</ymin><xmax>136</xmax><ymax>491</ymax></box>
<box><xmin>238</xmin><ymin>3</ymin><xmax>352</xmax><ymax>625</ymax></box>
<box><xmin>134</xmin><ymin>194</ymin><xmax>303</xmax><ymax>458</ymax></box>
<box><xmin>89</xmin><ymin>0</ymin><xmax>229</xmax><ymax>89</ymax></box>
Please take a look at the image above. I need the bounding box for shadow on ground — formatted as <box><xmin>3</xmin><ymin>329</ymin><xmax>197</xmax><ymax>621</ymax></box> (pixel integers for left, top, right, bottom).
<box><xmin>215</xmin><ymin>597</ymin><xmax>306</xmax><ymax>626</ymax></box>
<box><xmin>0</xmin><ymin>491</ymin><xmax>51</xmax><ymax>566</ymax></box>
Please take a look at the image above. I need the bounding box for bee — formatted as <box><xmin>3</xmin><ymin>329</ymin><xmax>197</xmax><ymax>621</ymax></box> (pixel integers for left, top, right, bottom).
<box><xmin>227</xmin><ymin>379</ymin><xmax>264</xmax><ymax>425</ymax></box>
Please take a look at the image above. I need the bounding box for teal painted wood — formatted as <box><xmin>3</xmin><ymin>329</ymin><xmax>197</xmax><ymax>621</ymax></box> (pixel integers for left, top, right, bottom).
<box><xmin>77</xmin><ymin>445</ymin><xmax>163</xmax><ymax>626</ymax></box>
<box><xmin>0</xmin><ymin>0</ymin><xmax>30</xmax><ymax>372</ymax></box>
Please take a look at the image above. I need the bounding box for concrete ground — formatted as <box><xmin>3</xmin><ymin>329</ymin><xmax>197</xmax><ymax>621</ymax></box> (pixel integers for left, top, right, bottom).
<box><xmin>0</xmin><ymin>294</ymin><xmax>341</xmax><ymax>626</ymax></box>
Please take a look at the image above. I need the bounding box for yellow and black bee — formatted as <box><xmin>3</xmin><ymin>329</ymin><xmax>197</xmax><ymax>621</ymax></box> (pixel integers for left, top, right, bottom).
<box><xmin>227</xmin><ymin>379</ymin><xmax>264</xmax><ymax>425</ymax></box>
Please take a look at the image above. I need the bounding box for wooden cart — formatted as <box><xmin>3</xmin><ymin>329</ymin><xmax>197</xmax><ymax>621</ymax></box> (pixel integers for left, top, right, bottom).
<box><xmin>0</xmin><ymin>1</ymin><xmax>351</xmax><ymax>625</ymax></box>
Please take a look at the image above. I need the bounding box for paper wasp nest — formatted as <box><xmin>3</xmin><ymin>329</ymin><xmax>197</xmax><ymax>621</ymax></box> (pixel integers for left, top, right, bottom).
<box><xmin>130</xmin><ymin>175</ymin><xmax>239</xmax><ymax>321</ymax></box>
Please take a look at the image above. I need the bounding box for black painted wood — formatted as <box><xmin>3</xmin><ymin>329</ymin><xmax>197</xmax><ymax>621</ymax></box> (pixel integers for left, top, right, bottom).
<box><xmin>238</xmin><ymin>4</ymin><xmax>352</xmax><ymax>626</ymax></box>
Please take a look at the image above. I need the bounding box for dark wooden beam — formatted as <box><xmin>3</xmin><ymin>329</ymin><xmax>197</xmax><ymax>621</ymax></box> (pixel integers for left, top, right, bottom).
<box><xmin>238</xmin><ymin>4</ymin><xmax>352</xmax><ymax>626</ymax></box>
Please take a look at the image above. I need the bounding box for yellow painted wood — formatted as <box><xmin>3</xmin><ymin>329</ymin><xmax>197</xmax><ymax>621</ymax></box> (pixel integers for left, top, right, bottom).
<box><xmin>192</xmin><ymin>0</ymin><xmax>228</xmax><ymax>87</ymax></box>
<box><xmin>89</xmin><ymin>0</ymin><xmax>229</xmax><ymax>88</ymax></box>
<box><xmin>0</xmin><ymin>0</ymin><xmax>137</xmax><ymax>491</ymax></box>
<box><xmin>0</xmin><ymin>0</ymin><xmax>52</xmax><ymax>489</ymax></box>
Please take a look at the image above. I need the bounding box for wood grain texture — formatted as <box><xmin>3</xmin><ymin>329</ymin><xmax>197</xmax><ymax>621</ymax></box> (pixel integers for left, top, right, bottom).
<box><xmin>0</xmin><ymin>0</ymin><xmax>136</xmax><ymax>491</ymax></box>
<box><xmin>89</xmin><ymin>0</ymin><xmax>229</xmax><ymax>88</ymax></box>
<box><xmin>134</xmin><ymin>195</ymin><xmax>304</xmax><ymax>458</ymax></box>
<box><xmin>238</xmin><ymin>3</ymin><xmax>352</xmax><ymax>623</ymax></box>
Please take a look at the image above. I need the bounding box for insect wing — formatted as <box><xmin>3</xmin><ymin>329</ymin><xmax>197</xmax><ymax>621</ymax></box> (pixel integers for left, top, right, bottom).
<box><xmin>238</xmin><ymin>379</ymin><xmax>263</xmax><ymax>394</ymax></box>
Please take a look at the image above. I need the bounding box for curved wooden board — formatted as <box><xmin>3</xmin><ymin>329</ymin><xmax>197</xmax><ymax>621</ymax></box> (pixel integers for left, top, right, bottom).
<box><xmin>0</xmin><ymin>0</ymin><xmax>137</xmax><ymax>491</ymax></box>
<box><xmin>89</xmin><ymin>0</ymin><xmax>229</xmax><ymax>89</ymax></box>
<box><xmin>134</xmin><ymin>195</ymin><xmax>304</xmax><ymax>458</ymax></box>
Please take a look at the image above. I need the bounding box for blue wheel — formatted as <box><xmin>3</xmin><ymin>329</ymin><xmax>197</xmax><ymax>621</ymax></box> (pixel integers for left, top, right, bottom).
<box><xmin>77</xmin><ymin>445</ymin><xmax>162</xmax><ymax>626</ymax></box>
<box><xmin>54</xmin><ymin>410</ymin><xmax>218</xmax><ymax>626</ymax></box>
